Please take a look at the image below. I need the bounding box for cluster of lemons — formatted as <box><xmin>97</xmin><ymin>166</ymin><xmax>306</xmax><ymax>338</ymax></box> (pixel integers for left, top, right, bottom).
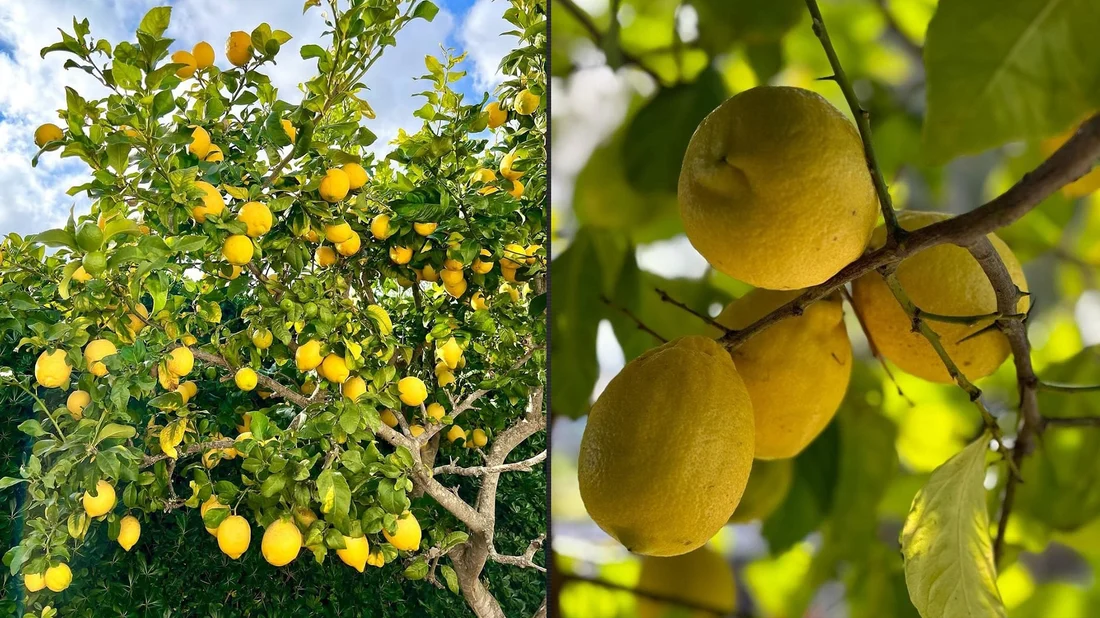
<box><xmin>578</xmin><ymin>85</ymin><xmax>1032</xmax><ymax>558</ymax></box>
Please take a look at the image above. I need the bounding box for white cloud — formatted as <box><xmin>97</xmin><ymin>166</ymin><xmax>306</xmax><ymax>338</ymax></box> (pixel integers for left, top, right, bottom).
<box><xmin>457</xmin><ymin>0</ymin><xmax>512</xmax><ymax>92</ymax></box>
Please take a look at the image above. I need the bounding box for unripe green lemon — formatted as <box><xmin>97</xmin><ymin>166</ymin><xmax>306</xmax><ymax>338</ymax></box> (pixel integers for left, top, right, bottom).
<box><xmin>579</xmin><ymin>336</ymin><xmax>754</xmax><ymax>556</ymax></box>
<box><xmin>678</xmin><ymin>86</ymin><xmax>878</xmax><ymax>290</ymax></box>
<box><xmin>75</xmin><ymin>222</ymin><xmax>103</xmax><ymax>251</ymax></box>
<box><xmin>82</xmin><ymin>251</ymin><xmax>107</xmax><ymax>276</ymax></box>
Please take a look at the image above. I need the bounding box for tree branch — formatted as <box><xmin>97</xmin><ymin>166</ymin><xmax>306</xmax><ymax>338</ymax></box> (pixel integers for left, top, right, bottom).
<box><xmin>477</xmin><ymin>387</ymin><xmax>545</xmax><ymax>517</ymax></box>
<box><xmin>434</xmin><ymin>450</ymin><xmax>546</xmax><ymax>477</ymax></box>
<box><xmin>654</xmin><ymin>288</ymin><xmax>731</xmax><ymax>334</ymax></box>
<box><xmin>555</xmin><ymin>572</ymin><xmax>754</xmax><ymax>617</ymax></box>
<box><xmin>554</xmin><ymin>0</ymin><xmax>666</xmax><ymax>86</ymax></box>
<box><xmin>601</xmin><ymin>295</ymin><xmax>667</xmax><ymax>343</ymax></box>
<box><xmin>141</xmin><ymin>439</ymin><xmax>235</xmax><ymax>467</ymax></box>
<box><xmin>189</xmin><ymin>348</ymin><xmax>313</xmax><ymax>408</ymax></box>
<box><xmin>1043</xmin><ymin>416</ymin><xmax>1100</xmax><ymax>428</ymax></box>
<box><xmin>488</xmin><ymin>534</ymin><xmax>545</xmax><ymax>572</ymax></box>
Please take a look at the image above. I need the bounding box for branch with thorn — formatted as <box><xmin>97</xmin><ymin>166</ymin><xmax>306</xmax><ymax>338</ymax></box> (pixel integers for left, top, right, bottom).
<box><xmin>488</xmin><ymin>534</ymin><xmax>546</xmax><ymax>572</ymax></box>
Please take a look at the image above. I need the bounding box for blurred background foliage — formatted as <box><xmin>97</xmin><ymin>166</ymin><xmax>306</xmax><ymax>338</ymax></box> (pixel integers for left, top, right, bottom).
<box><xmin>549</xmin><ymin>0</ymin><xmax>1100</xmax><ymax>615</ymax></box>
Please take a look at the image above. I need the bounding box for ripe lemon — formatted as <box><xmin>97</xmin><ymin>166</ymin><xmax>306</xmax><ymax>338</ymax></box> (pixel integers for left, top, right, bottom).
<box><xmin>500</xmin><ymin>151</ymin><xmax>523</xmax><ymax>180</ymax></box>
<box><xmin>201</xmin><ymin>495</ymin><xmax>228</xmax><ymax>535</ymax></box>
<box><xmin>72</xmin><ymin>265</ymin><xmax>93</xmax><ymax>283</ymax></box>
<box><xmin>226</xmin><ymin>31</ymin><xmax>252</xmax><ymax>67</ymax></box>
<box><xmin>367</xmin><ymin>550</ymin><xmax>385</xmax><ymax>567</ymax></box>
<box><xmin>471</xmin><ymin>168</ymin><xmax>496</xmax><ymax>183</ymax></box>
<box><xmin>335</xmin><ymin>233</ymin><xmax>361</xmax><ymax>256</ymax></box>
<box><xmin>238</xmin><ymin>202</ymin><xmax>273</xmax><ymax>237</ymax></box>
<box><xmin>425</xmin><ymin>402</ymin><xmax>445</xmax><ymax>422</ymax></box>
<box><xmin>24</xmin><ymin>571</ymin><xmax>46</xmax><ymax>592</ymax></box>
<box><xmin>315</xmin><ymin>245</ymin><xmax>337</xmax><ymax>267</ymax></box>
<box><xmin>118</xmin><ymin>515</ymin><xmax>141</xmax><ymax>551</ymax></box>
<box><xmin>296</xmin><ymin>340</ymin><xmax>324</xmax><ymax>371</ymax></box>
<box><xmin>188</xmin><ymin>126</ymin><xmax>211</xmax><ymax>159</ymax></box>
<box><xmin>281</xmin><ymin>119</ymin><xmax>296</xmax><ymax>142</ymax></box>
<box><xmin>204</xmin><ymin>145</ymin><xmax>224</xmax><ymax>162</ymax></box>
<box><xmin>729</xmin><ymin>458</ymin><xmax>793</xmax><ymax>523</ymax></box>
<box><xmin>35</xmin><ymin>349</ymin><xmax>71</xmax><ymax>388</ymax></box>
<box><xmin>320</xmin><ymin>353</ymin><xmax>350</xmax><ymax>383</ymax></box>
<box><xmin>192</xmin><ymin>41</ymin><xmax>215</xmax><ymax>68</ymax></box>
<box><xmin>126</xmin><ymin>303</ymin><xmax>149</xmax><ymax>337</ymax></box>
<box><xmin>414</xmin><ymin>222</ymin><xmax>437</xmax><ymax>236</ymax></box>
<box><xmin>84</xmin><ymin>339</ymin><xmax>117</xmax><ymax>377</ymax></box>
<box><xmin>67</xmin><ymin>390</ymin><xmax>90</xmax><ymax>418</ymax></box>
<box><xmin>471</xmin><ymin>428</ymin><xmax>488</xmax><ymax>447</ymax></box>
<box><xmin>325</xmin><ymin>222</ymin><xmax>353</xmax><ymax>243</ymax></box>
<box><xmin>223</xmin><ymin>234</ymin><xmax>254</xmax><ymax>265</ymax></box>
<box><xmin>524</xmin><ymin>245</ymin><xmax>540</xmax><ymax>265</ymax></box>
<box><xmin>514</xmin><ymin>89</ymin><xmax>540</xmax><ymax>115</ymax></box>
<box><xmin>678</xmin><ymin>86</ymin><xmax>878</xmax><ymax>290</ymax></box>
<box><xmin>293</xmin><ymin>507</ymin><xmax>318</xmax><ymax>529</ymax></box>
<box><xmin>44</xmin><ymin>563</ymin><xmax>72</xmax><ymax>592</ymax></box>
<box><xmin>500</xmin><ymin>244</ymin><xmax>526</xmax><ymax>269</ymax></box>
<box><xmin>192</xmin><ymin>181</ymin><xmax>224</xmax><ymax>222</ymax></box>
<box><xmin>444</xmin><ymin>279</ymin><xmax>467</xmax><ymax>298</ymax></box>
<box><xmin>235</xmin><ymin>367</ymin><xmax>258</xmax><ymax>391</ymax></box>
<box><xmin>217</xmin><ymin>515</ymin><xmax>251</xmax><ymax>559</ymax></box>
<box><xmin>166</xmin><ymin>346</ymin><xmax>194</xmax><ymax>376</ymax></box>
<box><xmin>713</xmin><ymin>289</ymin><xmax>852</xmax><ymax>459</ymax></box>
<box><xmin>34</xmin><ymin>123</ymin><xmax>63</xmax><ymax>147</ymax></box>
<box><xmin>1042</xmin><ymin>120</ymin><xmax>1100</xmax><ymax>197</ymax></box>
<box><xmin>371</xmin><ymin>214</ymin><xmax>392</xmax><ymax>240</ymax></box>
<box><xmin>508</xmin><ymin>179</ymin><xmax>524</xmax><ymax>198</ymax></box>
<box><xmin>636</xmin><ymin>547</ymin><xmax>736</xmax><ymax>618</ymax></box>
<box><xmin>171</xmin><ymin>50</ymin><xmax>196</xmax><ymax>78</ymax></box>
<box><xmin>177</xmin><ymin>381</ymin><xmax>198</xmax><ymax>402</ymax></box>
<box><xmin>409</xmin><ymin>424</ymin><xmax>425</xmax><ymax>436</ymax></box>
<box><xmin>342</xmin><ymin>376</ymin><xmax>367</xmax><ymax>401</ymax></box>
<box><xmin>342</xmin><ymin>163</ymin><xmax>368</xmax><ymax>189</ymax></box>
<box><xmin>398</xmin><ymin>376</ymin><xmax>427</xmax><ymax>406</ymax></box>
<box><xmin>383</xmin><ymin>511</ymin><xmax>421</xmax><ymax>551</ymax></box>
<box><xmin>440</xmin><ymin>337</ymin><xmax>462</xmax><ymax>369</ymax></box>
<box><xmin>158</xmin><ymin>367</ymin><xmax>180</xmax><ymax>391</ymax></box>
<box><xmin>851</xmin><ymin>211</ymin><xmax>1029</xmax><ymax>383</ymax></box>
<box><xmin>252</xmin><ymin>328</ymin><xmax>273</xmax><ymax>349</ymax></box>
<box><xmin>486</xmin><ymin>102</ymin><xmax>507</xmax><ymax>129</ymax></box>
<box><xmin>471</xmin><ymin>292</ymin><xmax>489</xmax><ymax>311</ymax></box>
<box><xmin>440</xmin><ymin>268</ymin><xmax>464</xmax><ymax>286</ymax></box>
<box><xmin>390</xmin><ymin>245</ymin><xmax>412</xmax><ymax>265</ymax></box>
<box><xmin>443</xmin><ymin>258</ymin><xmax>463</xmax><ymax>271</ymax></box>
<box><xmin>337</xmin><ymin>535</ymin><xmax>370</xmax><ymax>572</ymax></box>
<box><xmin>319</xmin><ymin>168</ymin><xmax>350</xmax><ymax>203</ymax></box>
<box><xmin>447</xmin><ymin>425</ymin><xmax>467</xmax><ymax>443</ymax></box>
<box><xmin>419</xmin><ymin>264</ymin><xmax>439</xmax><ymax>282</ymax></box>
<box><xmin>83</xmin><ymin>480</ymin><xmax>116</xmax><ymax>517</ymax></box>
<box><xmin>579</xmin><ymin>336</ymin><xmax>754</xmax><ymax>556</ymax></box>
<box><xmin>381</xmin><ymin>410</ymin><xmax>400</xmax><ymax>428</ymax></box>
<box><xmin>261</xmin><ymin>519</ymin><xmax>302</xmax><ymax>567</ymax></box>
<box><xmin>472</xmin><ymin>250</ymin><xmax>494</xmax><ymax>274</ymax></box>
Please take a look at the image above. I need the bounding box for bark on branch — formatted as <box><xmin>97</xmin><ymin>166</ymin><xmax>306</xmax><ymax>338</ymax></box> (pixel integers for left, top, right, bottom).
<box><xmin>434</xmin><ymin>450</ymin><xmax>546</xmax><ymax>477</ymax></box>
<box><xmin>488</xmin><ymin>534</ymin><xmax>546</xmax><ymax>572</ymax></box>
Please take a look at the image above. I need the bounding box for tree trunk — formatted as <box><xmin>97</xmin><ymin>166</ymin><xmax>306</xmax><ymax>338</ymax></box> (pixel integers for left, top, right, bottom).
<box><xmin>453</xmin><ymin>548</ymin><xmax>505</xmax><ymax>618</ymax></box>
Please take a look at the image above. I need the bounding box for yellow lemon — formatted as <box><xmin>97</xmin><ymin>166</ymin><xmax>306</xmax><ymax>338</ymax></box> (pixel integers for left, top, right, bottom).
<box><xmin>337</xmin><ymin>535</ymin><xmax>370</xmax><ymax>572</ymax></box>
<box><xmin>500</xmin><ymin>151</ymin><xmax>523</xmax><ymax>180</ymax></box>
<box><xmin>44</xmin><ymin>563</ymin><xmax>72</xmax><ymax>592</ymax></box>
<box><xmin>367</xmin><ymin>550</ymin><xmax>385</xmax><ymax>567</ymax></box>
<box><xmin>35</xmin><ymin>349</ymin><xmax>71</xmax><ymax>388</ymax></box>
<box><xmin>414</xmin><ymin>222</ymin><xmax>437</xmax><ymax>236</ymax></box>
<box><xmin>851</xmin><ymin>211</ymin><xmax>1029</xmax><ymax>383</ymax></box>
<box><xmin>514</xmin><ymin>89</ymin><xmax>540</xmax><ymax>115</ymax></box>
<box><xmin>371</xmin><ymin>214</ymin><xmax>392</xmax><ymax>240</ymax></box>
<box><xmin>72</xmin><ymin>265</ymin><xmax>93</xmax><ymax>283</ymax></box>
<box><xmin>486</xmin><ymin>101</ymin><xmax>507</xmax><ymax>129</ymax></box>
<box><xmin>281</xmin><ymin>119</ymin><xmax>296</xmax><ymax>143</ymax></box>
<box><xmin>390</xmin><ymin>245</ymin><xmax>412</xmax><ymax>265</ymax></box>
<box><xmin>471</xmin><ymin>428</ymin><xmax>488</xmax><ymax>447</ymax></box>
<box><xmin>126</xmin><ymin>303</ymin><xmax>149</xmax><ymax>337</ymax></box>
<box><xmin>177</xmin><ymin>380</ymin><xmax>198</xmax><ymax>402</ymax></box>
<box><xmin>235</xmin><ymin>367</ymin><xmax>258</xmax><ymax>391</ymax></box>
<box><xmin>383</xmin><ymin>511</ymin><xmax>422</xmax><ymax>551</ymax></box>
<box><xmin>192</xmin><ymin>41</ymin><xmax>215</xmax><ymax>68</ymax></box>
<box><xmin>192</xmin><ymin>181</ymin><xmax>225</xmax><ymax>222</ymax></box>
<box><xmin>440</xmin><ymin>268</ymin><xmax>465</xmax><ymax>286</ymax></box>
<box><xmin>238</xmin><ymin>202</ymin><xmax>273</xmax><ymax>237</ymax></box>
<box><xmin>398</xmin><ymin>376</ymin><xmax>427</xmax><ymax>406</ymax></box>
<box><xmin>34</xmin><ymin>123</ymin><xmax>63</xmax><ymax>147</ymax></box>
<box><xmin>342</xmin><ymin>376</ymin><xmax>367</xmax><ymax>401</ymax></box>
<box><xmin>636</xmin><ymin>547</ymin><xmax>736</xmax><ymax>618</ymax></box>
<box><xmin>261</xmin><ymin>519</ymin><xmax>302</xmax><ymax>567</ymax></box>
<box><xmin>447</xmin><ymin>425</ymin><xmax>467</xmax><ymax>443</ymax></box>
<box><xmin>166</xmin><ymin>346</ymin><xmax>194</xmax><ymax>376</ymax></box>
<box><xmin>713</xmin><ymin>289</ymin><xmax>852</xmax><ymax>459</ymax></box>
<box><xmin>579</xmin><ymin>336</ymin><xmax>754</xmax><ymax>556</ymax></box>
<box><xmin>320</xmin><ymin>353</ymin><xmax>350</xmax><ymax>383</ymax></box>
<box><xmin>204</xmin><ymin>144</ymin><xmax>224</xmax><ymax>162</ymax></box>
<box><xmin>325</xmin><ymin>221</ymin><xmax>354</xmax><ymax>243</ymax></box>
<box><xmin>252</xmin><ymin>328</ymin><xmax>273</xmax><ymax>349</ymax></box>
<box><xmin>295</xmin><ymin>340</ymin><xmax>324</xmax><ymax>371</ymax></box>
<box><xmin>226</xmin><ymin>31</ymin><xmax>252</xmax><ymax>67</ymax></box>
<box><xmin>444</xmin><ymin>279</ymin><xmax>467</xmax><ymax>298</ymax></box>
<box><xmin>443</xmin><ymin>258</ymin><xmax>464</xmax><ymax>271</ymax></box>
<box><xmin>471</xmin><ymin>168</ymin><xmax>496</xmax><ymax>183</ymax></box>
<box><xmin>381</xmin><ymin>410</ymin><xmax>400</xmax><ymax>428</ymax></box>
<box><xmin>201</xmin><ymin>495</ymin><xmax>228</xmax><ymax>535</ymax></box>
<box><xmin>472</xmin><ymin>250</ymin><xmax>494</xmax><ymax>274</ymax></box>
<box><xmin>222</xmin><ymin>234</ymin><xmax>254</xmax><ymax>265</ymax></box>
<box><xmin>409</xmin><ymin>424</ymin><xmax>425</xmax><ymax>437</ymax></box>
<box><xmin>440</xmin><ymin>337</ymin><xmax>462</xmax><ymax>370</ymax></box>
<box><xmin>188</xmin><ymin>126</ymin><xmax>212</xmax><ymax>159</ymax></box>
<box><xmin>82</xmin><ymin>480</ymin><xmax>116</xmax><ymax>517</ymax></box>
<box><xmin>315</xmin><ymin>245</ymin><xmax>337</xmax><ymax>267</ymax></box>
<box><xmin>437</xmin><ymin>369</ymin><xmax>456</xmax><ymax>387</ymax></box>
<box><xmin>418</xmin><ymin>264</ymin><xmax>439</xmax><ymax>282</ymax></box>
<box><xmin>524</xmin><ymin>245</ymin><xmax>541</xmax><ymax>265</ymax></box>
<box><xmin>1042</xmin><ymin>120</ymin><xmax>1100</xmax><ymax>197</ymax></box>
<box><xmin>425</xmin><ymin>402</ymin><xmax>445</xmax><ymax>422</ymax></box>
<box><xmin>67</xmin><ymin>390</ymin><xmax>90</xmax><ymax>419</ymax></box>
<box><xmin>319</xmin><ymin>168</ymin><xmax>350</xmax><ymax>203</ymax></box>
<box><xmin>24</xmin><ymin>571</ymin><xmax>46</xmax><ymax>592</ymax></box>
<box><xmin>217</xmin><ymin>515</ymin><xmax>251</xmax><ymax>559</ymax></box>
<box><xmin>507</xmin><ymin>179</ymin><xmax>524</xmax><ymax>198</ymax></box>
<box><xmin>84</xmin><ymin>338</ymin><xmax>117</xmax><ymax>377</ymax></box>
<box><xmin>335</xmin><ymin>233</ymin><xmax>362</xmax><ymax>256</ymax></box>
<box><xmin>501</xmin><ymin>243</ymin><xmax>526</xmax><ymax>269</ymax></box>
<box><xmin>171</xmin><ymin>50</ymin><xmax>196</xmax><ymax>78</ymax></box>
<box><xmin>342</xmin><ymin>163</ymin><xmax>368</xmax><ymax>189</ymax></box>
<box><xmin>678</xmin><ymin>86</ymin><xmax>878</xmax><ymax>290</ymax></box>
<box><xmin>118</xmin><ymin>515</ymin><xmax>141</xmax><ymax>551</ymax></box>
<box><xmin>729</xmin><ymin>458</ymin><xmax>793</xmax><ymax>523</ymax></box>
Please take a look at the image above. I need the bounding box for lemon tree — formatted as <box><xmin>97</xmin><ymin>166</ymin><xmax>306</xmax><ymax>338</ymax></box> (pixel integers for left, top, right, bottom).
<box><xmin>553</xmin><ymin>0</ymin><xmax>1100</xmax><ymax>616</ymax></box>
<box><xmin>0</xmin><ymin>2</ymin><xmax>546</xmax><ymax>617</ymax></box>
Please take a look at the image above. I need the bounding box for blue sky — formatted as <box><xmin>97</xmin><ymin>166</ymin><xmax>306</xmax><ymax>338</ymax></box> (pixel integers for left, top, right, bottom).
<box><xmin>0</xmin><ymin>0</ymin><xmax>514</xmax><ymax>236</ymax></box>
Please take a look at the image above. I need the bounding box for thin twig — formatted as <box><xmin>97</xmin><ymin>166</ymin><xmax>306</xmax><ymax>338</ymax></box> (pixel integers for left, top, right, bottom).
<box><xmin>1038</xmin><ymin>382</ymin><xmax>1100</xmax><ymax>393</ymax></box>
<box><xmin>840</xmin><ymin>287</ymin><xmax>912</xmax><ymax>405</ymax></box>
<box><xmin>601</xmin><ymin>295</ymin><xmax>667</xmax><ymax>343</ymax></box>
<box><xmin>1043</xmin><ymin>416</ymin><xmax>1100</xmax><ymax>428</ymax></box>
<box><xmin>434</xmin><ymin>450</ymin><xmax>546</xmax><ymax>477</ymax></box>
<box><xmin>654</xmin><ymin>288</ymin><xmax>731</xmax><ymax>334</ymax></box>
<box><xmin>142</xmin><ymin>439</ymin><xmax>235</xmax><ymax>467</ymax></box>
<box><xmin>554</xmin><ymin>0</ymin><xmax>666</xmax><ymax>86</ymax></box>
<box><xmin>554</xmin><ymin>572</ymin><xmax>751</xmax><ymax>617</ymax></box>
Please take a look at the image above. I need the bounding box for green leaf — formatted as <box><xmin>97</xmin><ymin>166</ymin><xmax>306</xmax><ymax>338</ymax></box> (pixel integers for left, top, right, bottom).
<box><xmin>152</xmin><ymin>89</ymin><xmax>175</xmax><ymax>117</ymax></box>
<box><xmin>18</xmin><ymin>419</ymin><xmax>47</xmax><ymax>438</ymax></box>
<box><xmin>317</xmin><ymin>469</ymin><xmax>351</xmax><ymax>516</ymax></box>
<box><xmin>28</xmin><ymin>228</ymin><xmax>77</xmax><ymax>250</ymax></box>
<box><xmin>403</xmin><ymin>558</ymin><xmax>429</xmax><ymax>579</ymax></box>
<box><xmin>922</xmin><ymin>0</ymin><xmax>1100</xmax><ymax>163</ymax></box>
<box><xmin>111</xmin><ymin>61</ymin><xmax>141</xmax><ymax>90</ymax></box>
<box><xmin>137</xmin><ymin>6</ymin><xmax>172</xmax><ymax>38</ymax></box>
<box><xmin>412</xmin><ymin>1</ymin><xmax>439</xmax><ymax>22</ymax></box>
<box><xmin>261</xmin><ymin>473</ymin><xmax>286</xmax><ymax>497</ymax></box>
<box><xmin>762</xmin><ymin>420</ymin><xmax>840</xmax><ymax>553</ymax></box>
<box><xmin>900</xmin><ymin>434</ymin><xmax>1006</xmax><ymax>618</ymax></box>
<box><xmin>549</xmin><ymin>229</ymin><xmax>607</xmax><ymax>419</ymax></box>
<box><xmin>96</xmin><ymin>423</ymin><xmax>136</xmax><ymax>443</ymax></box>
<box><xmin>377</xmin><ymin>478</ymin><xmax>409</xmax><ymax>514</ymax></box>
<box><xmin>689</xmin><ymin>0</ymin><xmax>803</xmax><ymax>55</ymax></box>
<box><xmin>621</xmin><ymin>67</ymin><xmax>727</xmax><ymax>194</ymax></box>
<box><xmin>441</xmin><ymin>564</ymin><xmax>459</xmax><ymax>594</ymax></box>
<box><xmin>0</xmin><ymin>477</ymin><xmax>29</xmax><ymax>490</ymax></box>
<box><xmin>107</xmin><ymin>142</ymin><xmax>131</xmax><ymax>173</ymax></box>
